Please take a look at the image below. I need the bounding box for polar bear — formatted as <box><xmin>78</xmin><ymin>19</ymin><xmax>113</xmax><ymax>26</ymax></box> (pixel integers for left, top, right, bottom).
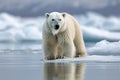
<box><xmin>42</xmin><ymin>12</ymin><xmax>87</xmax><ymax>60</ymax></box>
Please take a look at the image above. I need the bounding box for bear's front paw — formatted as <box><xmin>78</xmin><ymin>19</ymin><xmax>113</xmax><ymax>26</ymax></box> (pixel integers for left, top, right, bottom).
<box><xmin>56</xmin><ymin>56</ymin><xmax>64</xmax><ymax>59</ymax></box>
<box><xmin>47</xmin><ymin>56</ymin><xmax>56</xmax><ymax>60</ymax></box>
<box><xmin>75</xmin><ymin>55</ymin><xmax>85</xmax><ymax>57</ymax></box>
<box><xmin>75</xmin><ymin>52</ymin><xmax>87</xmax><ymax>57</ymax></box>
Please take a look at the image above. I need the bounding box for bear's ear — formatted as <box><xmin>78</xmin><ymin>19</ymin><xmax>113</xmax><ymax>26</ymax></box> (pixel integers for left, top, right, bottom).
<box><xmin>45</xmin><ymin>13</ymin><xmax>49</xmax><ymax>18</ymax></box>
<box><xmin>62</xmin><ymin>13</ymin><xmax>66</xmax><ymax>17</ymax></box>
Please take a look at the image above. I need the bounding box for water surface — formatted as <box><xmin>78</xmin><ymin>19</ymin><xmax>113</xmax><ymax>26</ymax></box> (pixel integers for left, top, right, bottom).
<box><xmin>0</xmin><ymin>42</ymin><xmax>120</xmax><ymax>80</ymax></box>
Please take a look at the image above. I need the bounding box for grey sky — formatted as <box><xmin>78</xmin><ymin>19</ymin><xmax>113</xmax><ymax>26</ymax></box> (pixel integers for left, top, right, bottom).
<box><xmin>0</xmin><ymin>0</ymin><xmax>120</xmax><ymax>16</ymax></box>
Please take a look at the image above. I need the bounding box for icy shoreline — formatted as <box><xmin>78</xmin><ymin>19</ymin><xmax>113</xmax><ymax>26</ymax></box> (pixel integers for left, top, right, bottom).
<box><xmin>45</xmin><ymin>55</ymin><xmax>120</xmax><ymax>63</ymax></box>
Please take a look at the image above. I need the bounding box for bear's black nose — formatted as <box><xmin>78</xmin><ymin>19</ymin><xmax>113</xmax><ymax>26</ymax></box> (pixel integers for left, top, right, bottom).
<box><xmin>54</xmin><ymin>25</ymin><xmax>59</xmax><ymax>30</ymax></box>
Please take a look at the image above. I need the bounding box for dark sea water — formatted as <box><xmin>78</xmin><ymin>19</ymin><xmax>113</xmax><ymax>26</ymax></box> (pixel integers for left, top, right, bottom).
<box><xmin>0</xmin><ymin>42</ymin><xmax>120</xmax><ymax>80</ymax></box>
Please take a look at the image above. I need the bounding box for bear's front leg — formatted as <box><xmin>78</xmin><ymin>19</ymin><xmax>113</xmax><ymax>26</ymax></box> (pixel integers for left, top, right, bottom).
<box><xmin>56</xmin><ymin>46</ymin><xmax>64</xmax><ymax>59</ymax></box>
<box><xmin>43</xmin><ymin>43</ymin><xmax>58</xmax><ymax>60</ymax></box>
<box><xmin>63</xmin><ymin>41</ymin><xmax>75</xmax><ymax>58</ymax></box>
<box><xmin>43</xmin><ymin>34</ymin><xmax>58</xmax><ymax>60</ymax></box>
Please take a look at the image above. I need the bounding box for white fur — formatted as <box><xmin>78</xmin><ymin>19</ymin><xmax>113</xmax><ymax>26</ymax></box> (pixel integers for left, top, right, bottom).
<box><xmin>42</xmin><ymin>12</ymin><xmax>87</xmax><ymax>60</ymax></box>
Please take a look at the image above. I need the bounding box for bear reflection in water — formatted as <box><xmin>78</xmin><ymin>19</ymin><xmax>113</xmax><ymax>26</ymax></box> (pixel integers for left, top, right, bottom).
<box><xmin>44</xmin><ymin>63</ymin><xmax>86</xmax><ymax>80</ymax></box>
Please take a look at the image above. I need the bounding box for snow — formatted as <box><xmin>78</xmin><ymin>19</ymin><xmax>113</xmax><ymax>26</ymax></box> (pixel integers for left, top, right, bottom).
<box><xmin>87</xmin><ymin>40</ymin><xmax>120</xmax><ymax>55</ymax></box>
<box><xmin>45</xmin><ymin>55</ymin><xmax>120</xmax><ymax>63</ymax></box>
<box><xmin>77</xmin><ymin>12</ymin><xmax>120</xmax><ymax>31</ymax></box>
<box><xmin>82</xmin><ymin>26</ymin><xmax>120</xmax><ymax>42</ymax></box>
<box><xmin>0</xmin><ymin>13</ymin><xmax>43</xmax><ymax>41</ymax></box>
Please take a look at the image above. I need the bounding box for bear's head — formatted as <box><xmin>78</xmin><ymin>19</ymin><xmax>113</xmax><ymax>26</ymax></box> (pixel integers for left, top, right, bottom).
<box><xmin>45</xmin><ymin>12</ymin><xmax>66</xmax><ymax>35</ymax></box>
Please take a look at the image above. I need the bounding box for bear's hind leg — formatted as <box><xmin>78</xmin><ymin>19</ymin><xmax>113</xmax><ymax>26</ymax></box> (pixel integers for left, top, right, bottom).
<box><xmin>74</xmin><ymin>40</ymin><xmax>87</xmax><ymax>57</ymax></box>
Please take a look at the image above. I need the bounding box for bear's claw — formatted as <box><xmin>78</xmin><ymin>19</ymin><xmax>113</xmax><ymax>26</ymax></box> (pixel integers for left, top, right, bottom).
<box><xmin>47</xmin><ymin>56</ymin><xmax>56</xmax><ymax>60</ymax></box>
<box><xmin>56</xmin><ymin>56</ymin><xmax>64</xmax><ymax>59</ymax></box>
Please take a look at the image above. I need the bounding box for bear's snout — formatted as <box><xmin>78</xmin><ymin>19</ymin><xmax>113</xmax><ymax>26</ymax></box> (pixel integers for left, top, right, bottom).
<box><xmin>54</xmin><ymin>25</ymin><xmax>59</xmax><ymax>30</ymax></box>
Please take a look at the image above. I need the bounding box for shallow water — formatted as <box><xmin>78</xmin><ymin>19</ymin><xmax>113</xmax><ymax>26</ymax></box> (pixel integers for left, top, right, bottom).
<box><xmin>0</xmin><ymin>62</ymin><xmax>120</xmax><ymax>80</ymax></box>
<box><xmin>0</xmin><ymin>42</ymin><xmax>120</xmax><ymax>80</ymax></box>
<box><xmin>44</xmin><ymin>63</ymin><xmax>120</xmax><ymax>80</ymax></box>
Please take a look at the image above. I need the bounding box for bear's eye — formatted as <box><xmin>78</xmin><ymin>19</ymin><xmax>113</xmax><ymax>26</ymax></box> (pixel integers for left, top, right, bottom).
<box><xmin>52</xmin><ymin>19</ymin><xmax>55</xmax><ymax>21</ymax></box>
<box><xmin>58</xmin><ymin>19</ymin><xmax>61</xmax><ymax>21</ymax></box>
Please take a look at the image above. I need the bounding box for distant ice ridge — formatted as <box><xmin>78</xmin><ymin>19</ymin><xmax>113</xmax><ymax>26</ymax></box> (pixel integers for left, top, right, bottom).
<box><xmin>76</xmin><ymin>12</ymin><xmax>120</xmax><ymax>32</ymax></box>
<box><xmin>0</xmin><ymin>12</ymin><xmax>120</xmax><ymax>42</ymax></box>
<box><xmin>82</xmin><ymin>26</ymin><xmax>120</xmax><ymax>42</ymax></box>
<box><xmin>87</xmin><ymin>40</ymin><xmax>120</xmax><ymax>55</ymax></box>
<box><xmin>0</xmin><ymin>13</ymin><xmax>43</xmax><ymax>41</ymax></box>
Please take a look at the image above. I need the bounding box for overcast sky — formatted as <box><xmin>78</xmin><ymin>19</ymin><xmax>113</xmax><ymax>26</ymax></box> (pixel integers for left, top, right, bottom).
<box><xmin>0</xmin><ymin>0</ymin><xmax>119</xmax><ymax>9</ymax></box>
<box><xmin>0</xmin><ymin>0</ymin><xmax>120</xmax><ymax>16</ymax></box>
